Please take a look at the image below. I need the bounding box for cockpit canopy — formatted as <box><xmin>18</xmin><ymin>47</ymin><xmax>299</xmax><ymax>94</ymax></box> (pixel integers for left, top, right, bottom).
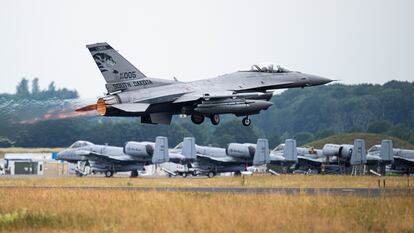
<box><xmin>249</xmin><ymin>63</ymin><xmax>290</xmax><ymax>73</ymax></box>
<box><xmin>272</xmin><ymin>144</ymin><xmax>285</xmax><ymax>152</ymax></box>
<box><xmin>367</xmin><ymin>145</ymin><xmax>381</xmax><ymax>153</ymax></box>
<box><xmin>69</xmin><ymin>140</ymin><xmax>94</xmax><ymax>149</ymax></box>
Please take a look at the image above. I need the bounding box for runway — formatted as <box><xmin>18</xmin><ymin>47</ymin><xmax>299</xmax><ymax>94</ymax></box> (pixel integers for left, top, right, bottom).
<box><xmin>0</xmin><ymin>185</ymin><xmax>413</xmax><ymax>196</ymax></box>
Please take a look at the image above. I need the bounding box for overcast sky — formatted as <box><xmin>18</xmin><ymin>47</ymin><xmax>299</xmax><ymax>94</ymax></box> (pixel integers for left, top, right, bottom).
<box><xmin>1</xmin><ymin>0</ymin><xmax>413</xmax><ymax>98</ymax></box>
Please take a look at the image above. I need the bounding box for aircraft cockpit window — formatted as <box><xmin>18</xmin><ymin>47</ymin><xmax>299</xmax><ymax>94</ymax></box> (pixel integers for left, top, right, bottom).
<box><xmin>250</xmin><ymin>64</ymin><xmax>290</xmax><ymax>73</ymax></box>
<box><xmin>69</xmin><ymin>141</ymin><xmax>93</xmax><ymax>148</ymax></box>
<box><xmin>272</xmin><ymin>144</ymin><xmax>285</xmax><ymax>152</ymax></box>
<box><xmin>368</xmin><ymin>145</ymin><xmax>380</xmax><ymax>153</ymax></box>
<box><xmin>173</xmin><ymin>142</ymin><xmax>183</xmax><ymax>150</ymax></box>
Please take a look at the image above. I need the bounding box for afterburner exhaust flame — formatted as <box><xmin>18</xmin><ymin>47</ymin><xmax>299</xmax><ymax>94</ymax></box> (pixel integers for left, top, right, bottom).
<box><xmin>19</xmin><ymin>109</ymin><xmax>96</xmax><ymax>124</ymax></box>
<box><xmin>0</xmin><ymin>98</ymin><xmax>100</xmax><ymax>124</ymax></box>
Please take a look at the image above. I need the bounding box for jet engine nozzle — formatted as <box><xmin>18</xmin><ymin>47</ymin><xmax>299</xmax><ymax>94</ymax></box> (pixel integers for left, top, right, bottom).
<box><xmin>97</xmin><ymin>95</ymin><xmax>120</xmax><ymax>116</ymax></box>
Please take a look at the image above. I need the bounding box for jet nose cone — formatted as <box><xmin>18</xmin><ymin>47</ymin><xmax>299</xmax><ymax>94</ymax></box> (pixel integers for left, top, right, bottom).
<box><xmin>309</xmin><ymin>75</ymin><xmax>333</xmax><ymax>86</ymax></box>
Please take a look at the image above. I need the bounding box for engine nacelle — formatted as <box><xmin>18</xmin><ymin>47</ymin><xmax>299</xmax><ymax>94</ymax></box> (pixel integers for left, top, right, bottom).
<box><xmin>124</xmin><ymin>141</ymin><xmax>154</xmax><ymax>157</ymax></box>
<box><xmin>322</xmin><ymin>144</ymin><xmax>353</xmax><ymax>159</ymax></box>
<box><xmin>226</xmin><ymin>143</ymin><xmax>255</xmax><ymax>158</ymax></box>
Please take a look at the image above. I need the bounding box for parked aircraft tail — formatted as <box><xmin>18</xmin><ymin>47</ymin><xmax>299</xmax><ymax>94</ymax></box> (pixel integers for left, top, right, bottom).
<box><xmin>152</xmin><ymin>136</ymin><xmax>169</xmax><ymax>164</ymax></box>
<box><xmin>350</xmin><ymin>139</ymin><xmax>367</xmax><ymax>165</ymax></box>
<box><xmin>86</xmin><ymin>42</ymin><xmax>174</xmax><ymax>93</ymax></box>
<box><xmin>253</xmin><ymin>138</ymin><xmax>270</xmax><ymax>166</ymax></box>
<box><xmin>380</xmin><ymin>140</ymin><xmax>394</xmax><ymax>162</ymax></box>
<box><xmin>182</xmin><ymin>137</ymin><xmax>197</xmax><ymax>162</ymax></box>
<box><xmin>283</xmin><ymin>139</ymin><xmax>297</xmax><ymax>162</ymax></box>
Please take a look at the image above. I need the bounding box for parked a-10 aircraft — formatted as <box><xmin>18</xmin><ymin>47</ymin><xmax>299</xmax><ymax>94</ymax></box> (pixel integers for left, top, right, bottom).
<box><xmin>57</xmin><ymin>137</ymin><xmax>171</xmax><ymax>177</ymax></box>
<box><xmin>77</xmin><ymin>43</ymin><xmax>332</xmax><ymax>126</ymax></box>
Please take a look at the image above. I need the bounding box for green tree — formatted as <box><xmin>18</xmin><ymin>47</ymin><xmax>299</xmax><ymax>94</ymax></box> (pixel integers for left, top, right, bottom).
<box><xmin>16</xmin><ymin>78</ymin><xmax>30</xmax><ymax>97</ymax></box>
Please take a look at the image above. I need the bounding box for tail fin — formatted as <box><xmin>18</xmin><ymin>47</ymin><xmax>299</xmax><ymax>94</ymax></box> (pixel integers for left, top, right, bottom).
<box><xmin>182</xmin><ymin>137</ymin><xmax>197</xmax><ymax>162</ymax></box>
<box><xmin>152</xmin><ymin>136</ymin><xmax>169</xmax><ymax>164</ymax></box>
<box><xmin>253</xmin><ymin>138</ymin><xmax>270</xmax><ymax>166</ymax></box>
<box><xmin>86</xmin><ymin>42</ymin><xmax>174</xmax><ymax>93</ymax></box>
<box><xmin>283</xmin><ymin>139</ymin><xmax>297</xmax><ymax>162</ymax></box>
<box><xmin>350</xmin><ymin>139</ymin><xmax>367</xmax><ymax>165</ymax></box>
<box><xmin>380</xmin><ymin>140</ymin><xmax>394</xmax><ymax>162</ymax></box>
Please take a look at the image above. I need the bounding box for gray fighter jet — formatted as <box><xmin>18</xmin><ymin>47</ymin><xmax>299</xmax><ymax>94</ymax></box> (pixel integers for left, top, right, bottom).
<box><xmin>77</xmin><ymin>42</ymin><xmax>332</xmax><ymax>126</ymax></box>
<box><xmin>367</xmin><ymin>140</ymin><xmax>414</xmax><ymax>173</ymax></box>
<box><xmin>190</xmin><ymin>139</ymin><xmax>270</xmax><ymax>177</ymax></box>
<box><xmin>56</xmin><ymin>137</ymin><xmax>169</xmax><ymax>177</ymax></box>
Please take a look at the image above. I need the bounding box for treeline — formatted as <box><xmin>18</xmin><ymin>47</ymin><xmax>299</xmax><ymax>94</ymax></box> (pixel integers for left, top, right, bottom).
<box><xmin>1</xmin><ymin>78</ymin><xmax>78</xmax><ymax>100</ymax></box>
<box><xmin>0</xmin><ymin>79</ymin><xmax>414</xmax><ymax>148</ymax></box>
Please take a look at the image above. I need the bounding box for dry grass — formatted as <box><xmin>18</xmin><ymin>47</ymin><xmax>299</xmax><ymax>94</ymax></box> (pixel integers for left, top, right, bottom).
<box><xmin>0</xmin><ymin>175</ymin><xmax>412</xmax><ymax>189</ymax></box>
<box><xmin>0</xmin><ymin>188</ymin><xmax>413</xmax><ymax>233</ymax></box>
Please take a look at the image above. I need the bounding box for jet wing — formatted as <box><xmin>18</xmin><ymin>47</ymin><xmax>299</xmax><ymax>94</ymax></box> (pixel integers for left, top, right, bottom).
<box><xmin>197</xmin><ymin>154</ymin><xmax>241</xmax><ymax>163</ymax></box>
<box><xmin>297</xmin><ymin>156</ymin><xmax>324</xmax><ymax>164</ymax></box>
<box><xmin>77</xmin><ymin>150</ymin><xmax>135</xmax><ymax>163</ymax></box>
<box><xmin>394</xmin><ymin>156</ymin><xmax>414</xmax><ymax>164</ymax></box>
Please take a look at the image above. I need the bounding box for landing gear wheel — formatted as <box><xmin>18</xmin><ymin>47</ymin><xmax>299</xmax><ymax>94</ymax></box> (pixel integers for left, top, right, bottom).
<box><xmin>242</xmin><ymin>117</ymin><xmax>251</xmax><ymax>126</ymax></box>
<box><xmin>182</xmin><ymin>173</ymin><xmax>187</xmax><ymax>178</ymax></box>
<box><xmin>207</xmin><ymin>171</ymin><xmax>215</xmax><ymax>178</ymax></box>
<box><xmin>130</xmin><ymin>170</ymin><xmax>139</xmax><ymax>178</ymax></box>
<box><xmin>105</xmin><ymin>170</ymin><xmax>114</xmax><ymax>178</ymax></box>
<box><xmin>191</xmin><ymin>114</ymin><xmax>205</xmax><ymax>124</ymax></box>
<box><xmin>210</xmin><ymin>114</ymin><xmax>220</xmax><ymax>125</ymax></box>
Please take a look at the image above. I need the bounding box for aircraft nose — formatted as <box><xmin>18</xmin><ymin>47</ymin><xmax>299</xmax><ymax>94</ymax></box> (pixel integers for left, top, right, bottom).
<box><xmin>309</xmin><ymin>75</ymin><xmax>333</xmax><ymax>86</ymax></box>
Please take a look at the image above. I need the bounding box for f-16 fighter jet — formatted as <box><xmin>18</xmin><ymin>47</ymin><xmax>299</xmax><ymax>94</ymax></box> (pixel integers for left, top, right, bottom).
<box><xmin>56</xmin><ymin>137</ymin><xmax>169</xmax><ymax>177</ymax></box>
<box><xmin>77</xmin><ymin>42</ymin><xmax>332</xmax><ymax>126</ymax></box>
<box><xmin>192</xmin><ymin>139</ymin><xmax>270</xmax><ymax>177</ymax></box>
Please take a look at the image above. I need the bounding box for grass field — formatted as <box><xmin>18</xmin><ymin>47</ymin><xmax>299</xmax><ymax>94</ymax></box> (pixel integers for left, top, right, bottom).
<box><xmin>0</xmin><ymin>188</ymin><xmax>413</xmax><ymax>233</ymax></box>
<box><xmin>0</xmin><ymin>175</ymin><xmax>412</xmax><ymax>188</ymax></box>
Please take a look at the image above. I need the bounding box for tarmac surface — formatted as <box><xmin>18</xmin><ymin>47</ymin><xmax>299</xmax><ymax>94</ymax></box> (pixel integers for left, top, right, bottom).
<box><xmin>0</xmin><ymin>185</ymin><xmax>413</xmax><ymax>196</ymax></box>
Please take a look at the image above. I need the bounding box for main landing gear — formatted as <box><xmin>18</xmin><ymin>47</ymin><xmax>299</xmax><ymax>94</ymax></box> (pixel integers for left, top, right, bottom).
<box><xmin>191</xmin><ymin>114</ymin><xmax>204</xmax><ymax>124</ymax></box>
<box><xmin>242</xmin><ymin>116</ymin><xmax>251</xmax><ymax>126</ymax></box>
<box><xmin>210</xmin><ymin>114</ymin><xmax>220</xmax><ymax>125</ymax></box>
<box><xmin>191</xmin><ymin>113</ymin><xmax>250</xmax><ymax>126</ymax></box>
<box><xmin>105</xmin><ymin>170</ymin><xmax>114</xmax><ymax>178</ymax></box>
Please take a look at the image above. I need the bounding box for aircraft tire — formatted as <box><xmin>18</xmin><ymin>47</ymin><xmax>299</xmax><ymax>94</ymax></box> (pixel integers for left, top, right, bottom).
<box><xmin>207</xmin><ymin>171</ymin><xmax>215</xmax><ymax>178</ymax></box>
<box><xmin>242</xmin><ymin>117</ymin><xmax>251</xmax><ymax>126</ymax></box>
<box><xmin>130</xmin><ymin>170</ymin><xmax>139</xmax><ymax>178</ymax></box>
<box><xmin>210</xmin><ymin>114</ymin><xmax>220</xmax><ymax>125</ymax></box>
<box><xmin>191</xmin><ymin>114</ymin><xmax>205</xmax><ymax>124</ymax></box>
<box><xmin>182</xmin><ymin>172</ymin><xmax>187</xmax><ymax>178</ymax></box>
<box><xmin>105</xmin><ymin>170</ymin><xmax>114</xmax><ymax>178</ymax></box>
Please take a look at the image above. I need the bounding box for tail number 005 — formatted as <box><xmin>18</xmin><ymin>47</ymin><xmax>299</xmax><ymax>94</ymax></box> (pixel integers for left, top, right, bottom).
<box><xmin>120</xmin><ymin>71</ymin><xmax>136</xmax><ymax>79</ymax></box>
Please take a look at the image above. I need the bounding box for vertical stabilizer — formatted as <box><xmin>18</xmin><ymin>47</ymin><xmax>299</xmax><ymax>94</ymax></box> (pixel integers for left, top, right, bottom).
<box><xmin>152</xmin><ymin>136</ymin><xmax>169</xmax><ymax>164</ymax></box>
<box><xmin>350</xmin><ymin>139</ymin><xmax>367</xmax><ymax>165</ymax></box>
<box><xmin>253</xmin><ymin>138</ymin><xmax>270</xmax><ymax>165</ymax></box>
<box><xmin>182</xmin><ymin>137</ymin><xmax>197</xmax><ymax>162</ymax></box>
<box><xmin>380</xmin><ymin>140</ymin><xmax>394</xmax><ymax>162</ymax></box>
<box><xmin>283</xmin><ymin>139</ymin><xmax>298</xmax><ymax>162</ymax></box>
<box><xmin>86</xmin><ymin>42</ymin><xmax>174</xmax><ymax>93</ymax></box>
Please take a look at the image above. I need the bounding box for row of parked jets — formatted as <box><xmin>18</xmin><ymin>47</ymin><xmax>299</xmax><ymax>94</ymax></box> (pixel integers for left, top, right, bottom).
<box><xmin>56</xmin><ymin>138</ymin><xmax>414</xmax><ymax>178</ymax></box>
